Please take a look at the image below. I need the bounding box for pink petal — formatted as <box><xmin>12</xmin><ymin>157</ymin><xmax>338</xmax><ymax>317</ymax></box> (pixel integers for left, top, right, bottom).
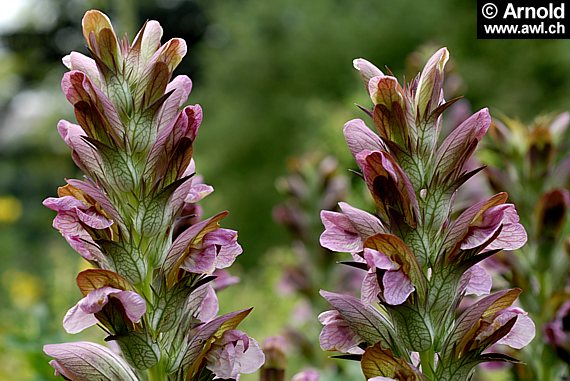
<box><xmin>198</xmin><ymin>285</ymin><xmax>219</xmax><ymax>322</ymax></box>
<box><xmin>361</xmin><ymin>272</ymin><xmax>381</xmax><ymax>305</ymax></box>
<box><xmin>338</xmin><ymin>202</ymin><xmax>385</xmax><ymax>238</ymax></box>
<box><xmin>185</xmin><ymin>183</ymin><xmax>214</xmax><ymax>203</ymax></box>
<box><xmin>363</xmin><ymin>248</ymin><xmax>399</xmax><ymax>271</ymax></box>
<box><xmin>353</xmin><ymin>58</ymin><xmax>383</xmax><ymax>85</ymax></box>
<box><xmin>495</xmin><ymin>308</ymin><xmax>536</xmax><ymax>349</ymax></box>
<box><xmin>76</xmin><ymin>208</ymin><xmax>113</xmax><ymax>229</ymax></box>
<box><xmin>44</xmin><ymin>341</ymin><xmax>138</xmax><ymax>381</ymax></box>
<box><xmin>461</xmin><ymin>264</ymin><xmax>492</xmax><ymax>296</ymax></box>
<box><xmin>342</xmin><ymin>119</ymin><xmax>386</xmax><ymax>159</ymax></box>
<box><xmin>318</xmin><ymin>310</ymin><xmax>362</xmax><ymax>353</ymax></box>
<box><xmin>62</xmin><ymin>52</ymin><xmax>101</xmax><ymax>87</ymax></box>
<box><xmin>63</xmin><ymin>287</ymin><xmax>146</xmax><ymax>334</ymax></box>
<box><xmin>319</xmin><ymin>210</ymin><xmax>362</xmax><ymax>253</ymax></box>
<box><xmin>63</xmin><ymin>303</ymin><xmax>99</xmax><ymax>334</ymax></box>
<box><xmin>382</xmin><ymin>270</ymin><xmax>415</xmax><ymax>305</ymax></box>
<box><xmin>182</xmin><ymin>246</ymin><xmax>217</xmax><ymax>274</ymax></box>
<box><xmin>43</xmin><ymin>196</ymin><xmax>85</xmax><ymax>212</ymax></box>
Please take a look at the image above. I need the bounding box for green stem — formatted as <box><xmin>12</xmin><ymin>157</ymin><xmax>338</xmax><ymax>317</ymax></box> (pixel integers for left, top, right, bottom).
<box><xmin>420</xmin><ymin>348</ymin><xmax>435</xmax><ymax>380</ymax></box>
<box><xmin>148</xmin><ymin>365</ymin><xmax>162</xmax><ymax>381</ymax></box>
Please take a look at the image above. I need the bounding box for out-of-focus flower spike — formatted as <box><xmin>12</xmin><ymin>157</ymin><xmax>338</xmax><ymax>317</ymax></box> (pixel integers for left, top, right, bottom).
<box><xmin>550</xmin><ymin>111</ymin><xmax>570</xmax><ymax>142</ymax></box>
<box><xmin>535</xmin><ymin>188</ymin><xmax>570</xmax><ymax>243</ymax></box>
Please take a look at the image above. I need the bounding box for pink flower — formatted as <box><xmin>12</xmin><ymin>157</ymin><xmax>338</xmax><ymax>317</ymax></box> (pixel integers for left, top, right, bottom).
<box><xmin>43</xmin><ymin>195</ymin><xmax>112</xmax><ymax>262</ymax></box>
<box><xmin>320</xmin><ymin>202</ymin><xmax>385</xmax><ymax>253</ymax></box>
<box><xmin>461</xmin><ymin>203</ymin><xmax>527</xmax><ymax>253</ymax></box>
<box><xmin>477</xmin><ymin>307</ymin><xmax>535</xmax><ymax>349</ymax></box>
<box><xmin>362</xmin><ymin>248</ymin><xmax>415</xmax><ymax>305</ymax></box>
<box><xmin>205</xmin><ymin>330</ymin><xmax>265</xmax><ymax>379</ymax></box>
<box><xmin>318</xmin><ymin>310</ymin><xmax>362</xmax><ymax>354</ymax></box>
<box><xmin>63</xmin><ymin>286</ymin><xmax>146</xmax><ymax>334</ymax></box>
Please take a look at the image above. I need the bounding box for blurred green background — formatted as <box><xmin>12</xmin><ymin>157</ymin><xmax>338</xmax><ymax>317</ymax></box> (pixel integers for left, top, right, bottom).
<box><xmin>1</xmin><ymin>0</ymin><xmax>569</xmax><ymax>379</ymax></box>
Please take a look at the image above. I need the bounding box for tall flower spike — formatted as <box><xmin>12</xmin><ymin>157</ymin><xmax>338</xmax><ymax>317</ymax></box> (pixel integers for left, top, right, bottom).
<box><xmin>43</xmin><ymin>10</ymin><xmax>263</xmax><ymax>380</ymax></box>
<box><xmin>319</xmin><ymin>48</ymin><xmax>532</xmax><ymax>380</ymax></box>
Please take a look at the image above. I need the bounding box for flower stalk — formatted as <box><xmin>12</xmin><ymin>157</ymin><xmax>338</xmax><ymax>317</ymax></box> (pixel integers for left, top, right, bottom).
<box><xmin>43</xmin><ymin>10</ymin><xmax>264</xmax><ymax>381</ymax></box>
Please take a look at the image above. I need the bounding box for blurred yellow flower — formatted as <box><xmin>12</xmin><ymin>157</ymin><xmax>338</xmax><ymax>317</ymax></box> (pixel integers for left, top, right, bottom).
<box><xmin>3</xmin><ymin>271</ymin><xmax>42</xmax><ymax>309</ymax></box>
<box><xmin>0</xmin><ymin>195</ymin><xmax>22</xmax><ymax>223</ymax></box>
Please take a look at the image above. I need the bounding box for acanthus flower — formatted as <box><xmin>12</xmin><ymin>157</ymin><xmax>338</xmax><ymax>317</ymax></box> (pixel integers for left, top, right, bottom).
<box><xmin>318</xmin><ymin>48</ymin><xmax>533</xmax><ymax>380</ymax></box>
<box><xmin>43</xmin><ymin>10</ymin><xmax>262</xmax><ymax>380</ymax></box>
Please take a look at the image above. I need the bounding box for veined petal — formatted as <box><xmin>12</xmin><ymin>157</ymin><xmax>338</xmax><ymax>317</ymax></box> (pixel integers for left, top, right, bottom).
<box><xmin>318</xmin><ymin>310</ymin><xmax>362</xmax><ymax>353</ymax></box>
<box><xmin>477</xmin><ymin>307</ymin><xmax>535</xmax><ymax>350</ymax></box>
<box><xmin>361</xmin><ymin>272</ymin><xmax>381</xmax><ymax>305</ymax></box>
<box><xmin>62</xmin><ymin>304</ymin><xmax>99</xmax><ymax>334</ymax></box>
<box><xmin>205</xmin><ymin>330</ymin><xmax>264</xmax><ymax>379</ymax></box>
<box><xmin>44</xmin><ymin>341</ymin><xmax>139</xmax><ymax>381</ymax></box>
<box><xmin>339</xmin><ymin>202</ymin><xmax>385</xmax><ymax>238</ymax></box>
<box><xmin>495</xmin><ymin>309</ymin><xmax>535</xmax><ymax>349</ymax></box>
<box><xmin>382</xmin><ymin>270</ymin><xmax>414</xmax><ymax>305</ymax></box>
<box><xmin>319</xmin><ymin>210</ymin><xmax>363</xmax><ymax>253</ymax></box>
<box><xmin>63</xmin><ymin>287</ymin><xmax>146</xmax><ymax>334</ymax></box>
<box><xmin>460</xmin><ymin>264</ymin><xmax>492</xmax><ymax>296</ymax></box>
<box><xmin>363</xmin><ymin>248</ymin><xmax>399</xmax><ymax>271</ymax></box>
<box><xmin>435</xmin><ymin>108</ymin><xmax>490</xmax><ymax>180</ymax></box>
<box><xmin>353</xmin><ymin>58</ymin><xmax>383</xmax><ymax>86</ymax></box>
<box><xmin>343</xmin><ymin>119</ymin><xmax>386</xmax><ymax>160</ymax></box>
<box><xmin>62</xmin><ymin>52</ymin><xmax>102</xmax><ymax>87</ymax></box>
<box><xmin>205</xmin><ymin>228</ymin><xmax>243</xmax><ymax>269</ymax></box>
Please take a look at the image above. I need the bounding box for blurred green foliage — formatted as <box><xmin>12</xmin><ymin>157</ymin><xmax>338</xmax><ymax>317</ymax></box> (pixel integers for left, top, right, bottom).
<box><xmin>0</xmin><ymin>0</ymin><xmax>569</xmax><ymax>379</ymax></box>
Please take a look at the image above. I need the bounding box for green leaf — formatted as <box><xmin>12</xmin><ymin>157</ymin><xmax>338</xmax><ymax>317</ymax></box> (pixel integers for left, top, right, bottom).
<box><xmin>98</xmin><ymin>240</ymin><xmax>147</xmax><ymax>285</ymax></box>
<box><xmin>388</xmin><ymin>303</ymin><xmax>433</xmax><ymax>352</ymax></box>
<box><xmin>115</xmin><ymin>331</ymin><xmax>160</xmax><ymax>370</ymax></box>
<box><xmin>149</xmin><ymin>282</ymin><xmax>192</xmax><ymax>333</ymax></box>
